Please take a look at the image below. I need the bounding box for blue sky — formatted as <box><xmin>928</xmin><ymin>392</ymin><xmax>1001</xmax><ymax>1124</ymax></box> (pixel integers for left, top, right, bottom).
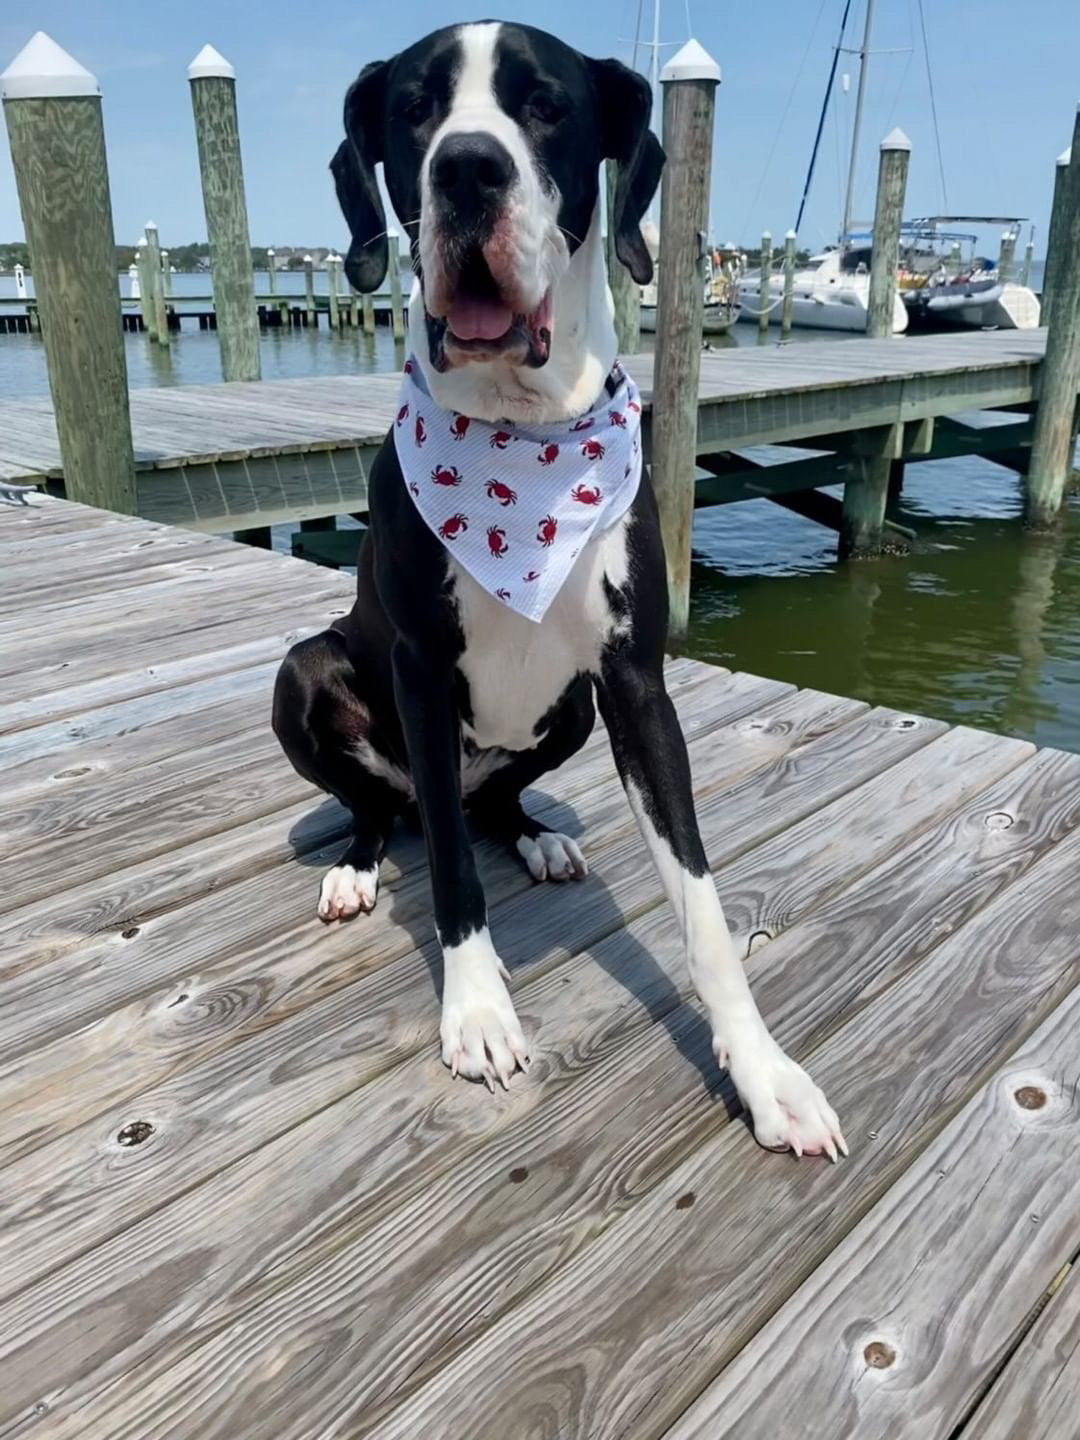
<box><xmin>2</xmin><ymin>0</ymin><xmax>1078</xmax><ymax>257</ymax></box>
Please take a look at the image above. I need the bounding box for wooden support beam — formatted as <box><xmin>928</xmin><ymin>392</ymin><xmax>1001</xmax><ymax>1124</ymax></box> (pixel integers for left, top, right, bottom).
<box><xmin>866</xmin><ymin>129</ymin><xmax>910</xmax><ymax>338</ymax></box>
<box><xmin>291</xmin><ymin>525</ymin><xmax>362</xmax><ymax>570</ymax></box>
<box><xmin>188</xmin><ymin>45</ymin><xmax>260</xmax><ymax>381</ymax></box>
<box><xmin>1040</xmin><ymin>139</ymin><xmax>1073</xmax><ymax>325</ymax></box>
<box><xmin>651</xmin><ymin>39</ymin><xmax>721</xmax><ymax>649</ymax></box>
<box><xmin>767</xmin><ymin>487</ymin><xmax>914</xmax><ymax>544</ymax></box>
<box><xmin>839</xmin><ymin>422</ymin><xmax>902</xmax><ymax>558</ymax></box>
<box><xmin>2</xmin><ymin>33</ymin><xmax>137</xmax><ymax>514</ymax></box>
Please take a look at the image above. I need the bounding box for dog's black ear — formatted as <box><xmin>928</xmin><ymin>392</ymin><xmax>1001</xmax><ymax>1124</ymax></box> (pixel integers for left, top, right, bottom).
<box><xmin>589</xmin><ymin>58</ymin><xmax>665</xmax><ymax>285</ymax></box>
<box><xmin>332</xmin><ymin>59</ymin><xmax>389</xmax><ymax>292</ymax></box>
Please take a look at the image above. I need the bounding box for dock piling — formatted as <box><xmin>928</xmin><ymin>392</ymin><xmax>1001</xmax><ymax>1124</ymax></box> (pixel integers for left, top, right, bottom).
<box><xmin>266</xmin><ymin>247</ymin><xmax>276</xmax><ymax>296</ymax></box>
<box><xmin>781</xmin><ymin>229</ymin><xmax>796</xmax><ymax>339</ymax></box>
<box><xmin>605</xmin><ymin>160</ymin><xmax>641</xmax><ymax>352</ymax></box>
<box><xmin>1041</xmin><ymin>124</ymin><xmax>1077</xmax><ymax>331</ymax></box>
<box><xmin>758</xmin><ymin>230</ymin><xmax>772</xmax><ymax>338</ymax></box>
<box><xmin>362</xmin><ymin>286</ymin><xmax>375</xmax><ymax>336</ymax></box>
<box><xmin>326</xmin><ymin>253</ymin><xmax>340</xmax><ymax>329</ymax></box>
<box><xmin>997</xmin><ymin>229</ymin><xmax>1016</xmax><ymax>286</ymax></box>
<box><xmin>651</xmin><ymin>38</ymin><xmax>722</xmax><ymax>647</ymax></box>
<box><xmin>866</xmin><ymin>128</ymin><xmax>910</xmax><ymax>338</ymax></box>
<box><xmin>161</xmin><ymin>250</ymin><xmax>173</xmax><ymax>298</ymax></box>
<box><xmin>1026</xmin><ymin>114</ymin><xmax>1080</xmax><ymax>528</ymax></box>
<box><xmin>303</xmin><ymin>253</ymin><xmax>315</xmax><ymax>326</ymax></box>
<box><xmin>144</xmin><ymin>220</ymin><xmax>170</xmax><ymax>347</ymax></box>
<box><xmin>2</xmin><ymin>32</ymin><xmax>136</xmax><ymax>512</ymax></box>
<box><xmin>387</xmin><ymin>230</ymin><xmax>406</xmax><ymax>340</ymax></box>
<box><xmin>187</xmin><ymin>44</ymin><xmax>260</xmax><ymax>380</ymax></box>
<box><xmin>1019</xmin><ymin>237</ymin><xmax>1034</xmax><ymax>288</ymax></box>
<box><xmin>134</xmin><ymin>234</ymin><xmax>155</xmax><ymax>337</ymax></box>
<box><xmin>840</xmin><ymin>423</ymin><xmax>903</xmax><ymax>559</ymax></box>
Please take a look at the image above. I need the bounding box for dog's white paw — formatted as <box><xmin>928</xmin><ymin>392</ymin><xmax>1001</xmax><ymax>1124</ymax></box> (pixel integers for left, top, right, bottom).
<box><xmin>516</xmin><ymin>830</ymin><xmax>587</xmax><ymax>883</ymax></box>
<box><xmin>440</xmin><ymin>931</ymin><xmax>529</xmax><ymax>1091</ymax></box>
<box><xmin>720</xmin><ymin>1031</ymin><xmax>847</xmax><ymax>1161</ymax></box>
<box><xmin>317</xmin><ymin>862</ymin><xmax>379</xmax><ymax>921</ymax></box>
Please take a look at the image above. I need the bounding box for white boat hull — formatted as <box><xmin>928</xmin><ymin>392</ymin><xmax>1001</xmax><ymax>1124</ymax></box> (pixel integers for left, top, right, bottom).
<box><xmin>638</xmin><ymin>302</ymin><xmax>740</xmax><ymax>335</ymax></box>
<box><xmin>735</xmin><ymin>270</ymin><xmax>907</xmax><ymax>333</ymax></box>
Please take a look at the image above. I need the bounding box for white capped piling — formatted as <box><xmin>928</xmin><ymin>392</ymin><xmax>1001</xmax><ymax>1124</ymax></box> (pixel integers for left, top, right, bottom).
<box><xmin>651</xmin><ymin>39</ymin><xmax>722</xmax><ymax>646</ymax></box>
<box><xmin>997</xmin><ymin>229</ymin><xmax>1016</xmax><ymax>286</ymax></box>
<box><xmin>303</xmin><ymin>253</ymin><xmax>315</xmax><ymax>325</ymax></box>
<box><xmin>1041</xmin><ymin>131</ymin><xmax>1076</xmax><ymax>330</ymax></box>
<box><xmin>326</xmin><ymin>252</ymin><xmax>340</xmax><ymax>329</ymax></box>
<box><xmin>144</xmin><ymin>219</ymin><xmax>170</xmax><ymax>346</ymax></box>
<box><xmin>361</xmin><ymin>282</ymin><xmax>375</xmax><ymax>336</ymax></box>
<box><xmin>1</xmin><ymin>32</ymin><xmax>136</xmax><ymax>511</ymax></box>
<box><xmin>266</xmin><ymin>246</ymin><xmax>276</xmax><ymax>295</ymax></box>
<box><xmin>865</xmin><ymin>127</ymin><xmax>910</xmax><ymax>338</ymax></box>
<box><xmin>13</xmin><ymin>261</ymin><xmax>26</xmax><ymax>298</ymax></box>
<box><xmin>127</xmin><ymin>261</ymin><xmax>140</xmax><ymax>300</ymax></box>
<box><xmin>758</xmin><ymin>230</ymin><xmax>772</xmax><ymax>337</ymax></box>
<box><xmin>781</xmin><ymin>229</ymin><xmax>796</xmax><ymax>339</ymax></box>
<box><xmin>605</xmin><ymin>160</ymin><xmax>641</xmax><ymax>352</ymax></box>
<box><xmin>161</xmin><ymin>249</ymin><xmax>172</xmax><ymax>297</ymax></box>
<box><xmin>1026</xmin><ymin>114</ymin><xmax>1080</xmax><ymax>529</ymax></box>
<box><xmin>1020</xmin><ymin>237</ymin><xmax>1034</xmax><ymax>288</ymax></box>
<box><xmin>187</xmin><ymin>44</ymin><xmax>260</xmax><ymax>380</ymax></box>
<box><xmin>387</xmin><ymin>229</ymin><xmax>405</xmax><ymax>340</ymax></box>
<box><xmin>134</xmin><ymin>234</ymin><xmax>154</xmax><ymax>335</ymax></box>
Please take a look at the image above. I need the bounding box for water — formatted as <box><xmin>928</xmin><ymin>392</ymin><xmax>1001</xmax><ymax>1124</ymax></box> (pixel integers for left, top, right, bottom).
<box><xmin>1</xmin><ymin>285</ymin><xmax>1077</xmax><ymax>754</ymax></box>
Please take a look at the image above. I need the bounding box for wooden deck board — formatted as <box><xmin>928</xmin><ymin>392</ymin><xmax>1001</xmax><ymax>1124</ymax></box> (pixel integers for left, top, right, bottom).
<box><xmin>1</xmin><ymin>494</ymin><xmax>1077</xmax><ymax>1440</ymax></box>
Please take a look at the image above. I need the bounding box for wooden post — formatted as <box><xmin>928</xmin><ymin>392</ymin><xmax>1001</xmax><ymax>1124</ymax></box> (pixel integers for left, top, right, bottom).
<box><xmin>948</xmin><ymin>241</ymin><xmax>961</xmax><ymax>276</ymax></box>
<box><xmin>266</xmin><ymin>247</ymin><xmax>276</xmax><ymax>295</ymax></box>
<box><xmin>997</xmin><ymin>230</ymin><xmax>1016</xmax><ymax>286</ymax></box>
<box><xmin>326</xmin><ymin>253</ymin><xmax>340</xmax><ymax>329</ymax></box>
<box><xmin>1026</xmin><ymin>119</ymin><xmax>1080</xmax><ymax>529</ymax></box>
<box><xmin>1041</xmin><ymin>123</ymin><xmax>1078</xmax><ymax>329</ymax></box>
<box><xmin>758</xmin><ymin>230</ymin><xmax>772</xmax><ymax>337</ymax></box>
<box><xmin>303</xmin><ymin>253</ymin><xmax>316</xmax><ymax>326</ymax></box>
<box><xmin>651</xmin><ymin>39</ymin><xmax>722</xmax><ymax>648</ymax></box>
<box><xmin>161</xmin><ymin>249</ymin><xmax>173</xmax><ymax>297</ymax></box>
<box><xmin>780</xmin><ymin>228</ymin><xmax>796</xmax><ymax>340</ymax></box>
<box><xmin>187</xmin><ymin>45</ymin><xmax>260</xmax><ymax>380</ymax></box>
<box><xmin>134</xmin><ymin>235</ymin><xmax>154</xmax><ymax>336</ymax></box>
<box><xmin>1020</xmin><ymin>237</ymin><xmax>1034</xmax><ymax>288</ymax></box>
<box><xmin>605</xmin><ymin>160</ymin><xmax>641</xmax><ymax>353</ymax></box>
<box><xmin>144</xmin><ymin>220</ymin><xmax>170</xmax><ymax>347</ymax></box>
<box><xmin>866</xmin><ymin>128</ymin><xmax>910</xmax><ymax>338</ymax></box>
<box><xmin>840</xmin><ymin>423</ymin><xmax>902</xmax><ymax>559</ymax></box>
<box><xmin>387</xmin><ymin>230</ymin><xmax>406</xmax><ymax>340</ymax></box>
<box><xmin>2</xmin><ymin>33</ymin><xmax>136</xmax><ymax>512</ymax></box>
<box><xmin>362</xmin><ymin>288</ymin><xmax>375</xmax><ymax>336</ymax></box>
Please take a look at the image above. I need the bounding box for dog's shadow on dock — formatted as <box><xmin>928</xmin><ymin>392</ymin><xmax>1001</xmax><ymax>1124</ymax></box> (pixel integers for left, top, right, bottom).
<box><xmin>287</xmin><ymin>794</ymin><xmax>741</xmax><ymax>1121</ymax></box>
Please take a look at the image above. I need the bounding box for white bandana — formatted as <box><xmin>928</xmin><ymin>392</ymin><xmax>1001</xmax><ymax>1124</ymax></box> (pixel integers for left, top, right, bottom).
<box><xmin>392</xmin><ymin>357</ymin><xmax>643</xmax><ymax>623</ymax></box>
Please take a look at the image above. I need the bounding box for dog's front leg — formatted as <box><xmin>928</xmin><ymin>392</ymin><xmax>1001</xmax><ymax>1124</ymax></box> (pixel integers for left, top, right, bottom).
<box><xmin>392</xmin><ymin>641</ymin><xmax>528</xmax><ymax>1089</ymax></box>
<box><xmin>597</xmin><ymin>654</ymin><xmax>846</xmax><ymax>1159</ymax></box>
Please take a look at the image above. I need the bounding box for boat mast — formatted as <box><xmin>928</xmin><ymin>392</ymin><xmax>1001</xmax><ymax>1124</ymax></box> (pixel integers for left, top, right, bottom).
<box><xmin>840</xmin><ymin>0</ymin><xmax>876</xmax><ymax>246</ymax></box>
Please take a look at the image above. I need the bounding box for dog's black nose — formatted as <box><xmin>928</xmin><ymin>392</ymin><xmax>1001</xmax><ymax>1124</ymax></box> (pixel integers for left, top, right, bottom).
<box><xmin>429</xmin><ymin>132</ymin><xmax>516</xmax><ymax>217</ymax></box>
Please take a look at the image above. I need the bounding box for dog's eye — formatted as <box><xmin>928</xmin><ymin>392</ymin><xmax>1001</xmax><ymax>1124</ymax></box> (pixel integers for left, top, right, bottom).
<box><xmin>528</xmin><ymin>91</ymin><xmax>565</xmax><ymax>125</ymax></box>
<box><xmin>400</xmin><ymin>93</ymin><xmax>432</xmax><ymax>124</ymax></box>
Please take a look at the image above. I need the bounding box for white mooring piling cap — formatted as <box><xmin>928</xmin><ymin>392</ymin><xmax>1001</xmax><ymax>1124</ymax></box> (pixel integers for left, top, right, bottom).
<box><xmin>1058</xmin><ymin>147</ymin><xmax>1072</xmax><ymax>167</ymax></box>
<box><xmin>880</xmin><ymin>127</ymin><xmax>912</xmax><ymax>152</ymax></box>
<box><xmin>187</xmin><ymin>44</ymin><xmax>235</xmax><ymax>81</ymax></box>
<box><xmin>661</xmin><ymin>39</ymin><xmax>722</xmax><ymax>85</ymax></box>
<box><xmin>1</xmin><ymin>31</ymin><xmax>99</xmax><ymax>99</ymax></box>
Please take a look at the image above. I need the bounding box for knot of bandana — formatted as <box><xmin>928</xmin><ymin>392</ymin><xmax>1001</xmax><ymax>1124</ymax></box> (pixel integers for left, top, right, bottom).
<box><xmin>392</xmin><ymin>358</ymin><xmax>643</xmax><ymax>622</ymax></box>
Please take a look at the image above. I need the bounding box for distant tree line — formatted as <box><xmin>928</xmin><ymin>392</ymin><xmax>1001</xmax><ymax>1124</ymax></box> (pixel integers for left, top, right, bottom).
<box><xmin>1</xmin><ymin>241</ymin><xmax>326</xmax><ymax>273</ymax></box>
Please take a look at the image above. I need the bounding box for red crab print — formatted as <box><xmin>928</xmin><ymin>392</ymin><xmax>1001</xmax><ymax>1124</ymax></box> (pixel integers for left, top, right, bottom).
<box><xmin>396</xmin><ymin>402</ymin><xmax>409</xmax><ymax>426</ymax></box>
<box><xmin>403</xmin><ymin>358</ymin><xmax>414</xmax><ymax>374</ymax></box>
<box><xmin>487</xmin><ymin>525</ymin><xmax>508</xmax><ymax>557</ymax></box>
<box><xmin>415</xmin><ymin>415</ymin><xmax>426</xmax><ymax>447</ymax></box>
<box><xmin>580</xmin><ymin>437</ymin><xmax>605</xmax><ymax>461</ymax></box>
<box><xmin>522</xmin><ymin>569</ymin><xmax>541</xmax><ymax>582</ymax></box>
<box><xmin>431</xmin><ymin>464</ymin><xmax>462</xmax><ymax>487</ymax></box>
<box><xmin>627</xmin><ymin>398</ymin><xmax>641</xmax><ymax>413</ymax></box>
<box><xmin>438</xmin><ymin>512</ymin><xmax>468</xmax><ymax>540</ymax></box>
<box><xmin>538</xmin><ymin>442</ymin><xmax>560</xmax><ymax>466</ymax></box>
<box><xmin>450</xmin><ymin>413</ymin><xmax>471</xmax><ymax>440</ymax></box>
<box><xmin>537</xmin><ymin>515</ymin><xmax>558</xmax><ymax>547</ymax></box>
<box><xmin>495</xmin><ymin>587</ymin><xmax>512</xmax><ymax>603</ymax></box>
<box><xmin>609</xmin><ymin>409</ymin><xmax>627</xmax><ymax>428</ymax></box>
<box><xmin>485</xmin><ymin>478</ymin><xmax>517</xmax><ymax>506</ymax></box>
<box><xmin>570</xmin><ymin>416</ymin><xmax>594</xmax><ymax>432</ymax></box>
<box><xmin>489</xmin><ymin>429</ymin><xmax>514</xmax><ymax>449</ymax></box>
<box><xmin>571</xmin><ymin>482</ymin><xmax>603</xmax><ymax>506</ymax></box>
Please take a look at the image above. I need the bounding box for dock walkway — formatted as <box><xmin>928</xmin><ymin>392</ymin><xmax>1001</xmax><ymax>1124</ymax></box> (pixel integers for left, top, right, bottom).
<box><xmin>2</xmin><ymin>495</ymin><xmax>1079</xmax><ymax>1439</ymax></box>
<box><xmin>0</xmin><ymin>328</ymin><xmax>1048</xmax><ymax>533</ymax></box>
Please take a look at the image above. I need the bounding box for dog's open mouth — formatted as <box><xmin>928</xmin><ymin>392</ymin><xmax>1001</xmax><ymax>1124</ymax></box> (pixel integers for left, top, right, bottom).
<box><xmin>430</xmin><ymin>248</ymin><xmax>552</xmax><ymax>368</ymax></box>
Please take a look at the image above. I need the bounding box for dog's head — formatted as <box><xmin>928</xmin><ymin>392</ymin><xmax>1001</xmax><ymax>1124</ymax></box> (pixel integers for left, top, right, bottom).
<box><xmin>332</xmin><ymin>22</ymin><xmax>663</xmax><ymax>372</ymax></box>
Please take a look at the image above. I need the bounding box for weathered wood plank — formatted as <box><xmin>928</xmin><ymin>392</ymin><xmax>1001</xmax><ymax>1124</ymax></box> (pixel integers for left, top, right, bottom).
<box><xmin>961</xmin><ymin>1265</ymin><xmax>1080</xmax><ymax>1440</ymax></box>
<box><xmin>360</xmin><ymin>821</ymin><xmax>1080</xmax><ymax>1440</ymax></box>
<box><xmin>665</xmin><ymin>983</ymin><xmax>1080</xmax><ymax>1440</ymax></box>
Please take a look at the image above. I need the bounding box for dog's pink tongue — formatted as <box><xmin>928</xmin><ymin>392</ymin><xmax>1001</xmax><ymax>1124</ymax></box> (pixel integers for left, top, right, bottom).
<box><xmin>448</xmin><ymin>295</ymin><xmax>512</xmax><ymax>341</ymax></box>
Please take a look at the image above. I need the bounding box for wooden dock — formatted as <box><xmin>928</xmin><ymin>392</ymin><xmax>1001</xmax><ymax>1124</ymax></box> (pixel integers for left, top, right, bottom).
<box><xmin>0</xmin><ymin>329</ymin><xmax>1052</xmax><ymax>536</ymax></box>
<box><xmin>3</xmin><ymin>492</ymin><xmax>1080</xmax><ymax>1439</ymax></box>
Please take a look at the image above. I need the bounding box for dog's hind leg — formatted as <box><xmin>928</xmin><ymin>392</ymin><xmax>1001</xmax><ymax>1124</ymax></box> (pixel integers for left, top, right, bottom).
<box><xmin>466</xmin><ymin>674</ymin><xmax>595</xmax><ymax>882</ymax></box>
<box><xmin>273</xmin><ymin>628</ymin><xmax>405</xmax><ymax>920</ymax></box>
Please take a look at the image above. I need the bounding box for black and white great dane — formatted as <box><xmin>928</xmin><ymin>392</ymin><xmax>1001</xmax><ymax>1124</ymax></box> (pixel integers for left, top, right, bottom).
<box><xmin>272</xmin><ymin>20</ymin><xmax>845</xmax><ymax>1159</ymax></box>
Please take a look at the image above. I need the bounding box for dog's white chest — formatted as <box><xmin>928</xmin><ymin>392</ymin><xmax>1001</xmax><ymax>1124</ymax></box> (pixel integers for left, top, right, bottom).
<box><xmin>451</xmin><ymin>514</ymin><xmax>631</xmax><ymax>753</ymax></box>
